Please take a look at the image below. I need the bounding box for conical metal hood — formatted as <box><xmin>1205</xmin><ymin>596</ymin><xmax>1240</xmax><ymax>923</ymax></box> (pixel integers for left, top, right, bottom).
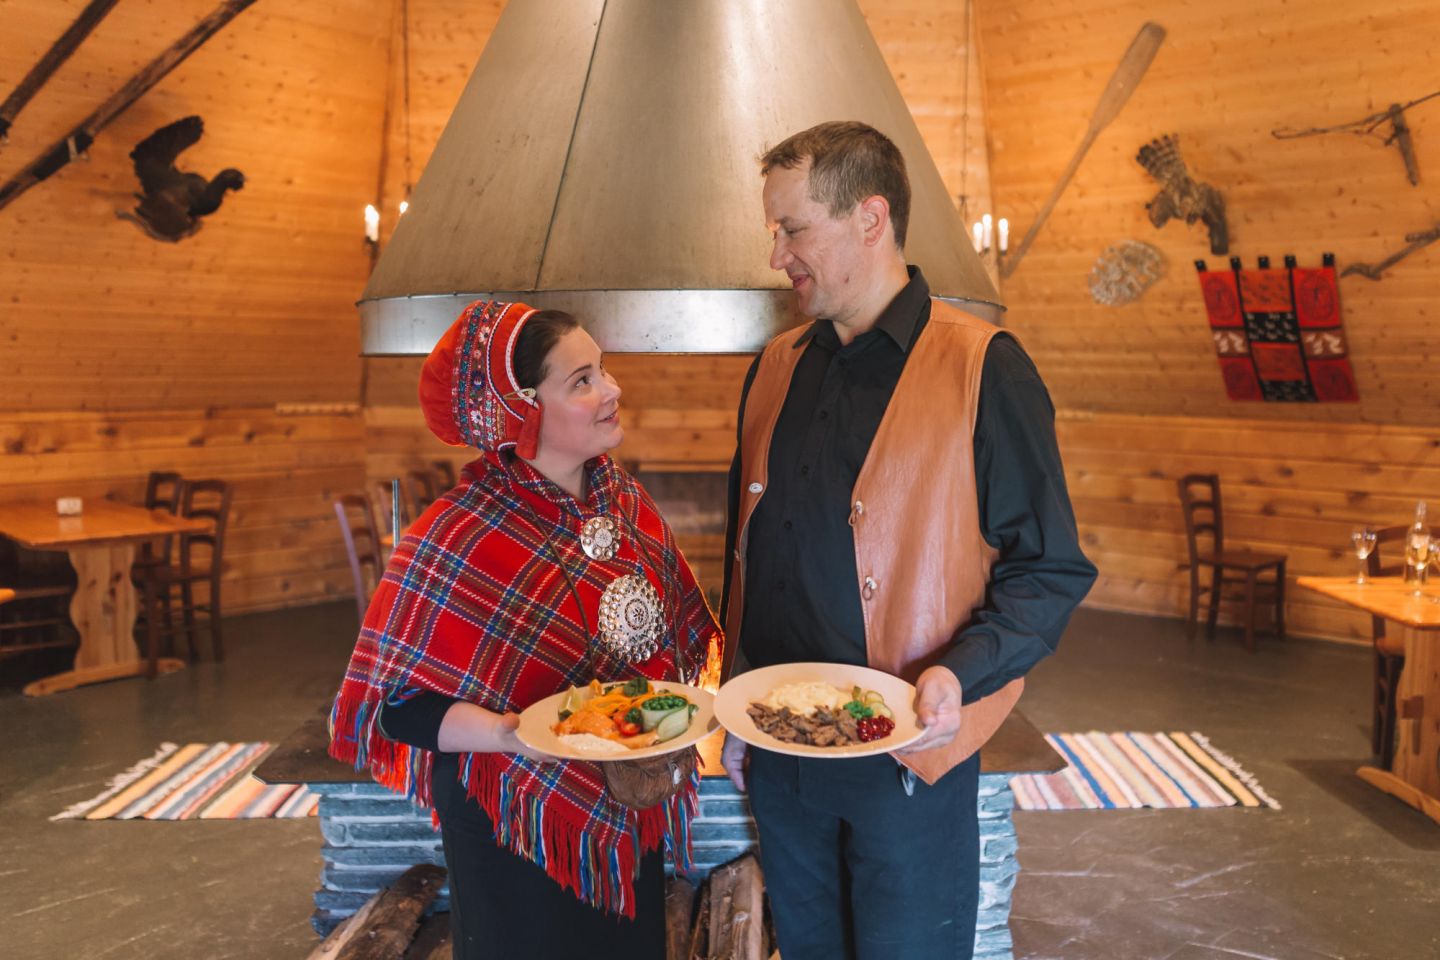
<box><xmin>360</xmin><ymin>0</ymin><xmax>1000</xmax><ymax>355</ymax></box>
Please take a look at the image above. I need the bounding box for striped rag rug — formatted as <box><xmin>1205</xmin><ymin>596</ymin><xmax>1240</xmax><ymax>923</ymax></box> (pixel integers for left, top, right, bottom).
<box><xmin>51</xmin><ymin>742</ymin><xmax>320</xmax><ymax>822</ymax></box>
<box><xmin>1009</xmin><ymin>732</ymin><xmax>1281</xmax><ymax>811</ymax></box>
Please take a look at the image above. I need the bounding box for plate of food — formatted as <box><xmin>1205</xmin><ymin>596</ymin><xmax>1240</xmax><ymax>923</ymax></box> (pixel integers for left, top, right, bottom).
<box><xmin>516</xmin><ymin>677</ymin><xmax>718</xmax><ymax>762</ymax></box>
<box><xmin>714</xmin><ymin>662</ymin><xmax>925</xmax><ymax>758</ymax></box>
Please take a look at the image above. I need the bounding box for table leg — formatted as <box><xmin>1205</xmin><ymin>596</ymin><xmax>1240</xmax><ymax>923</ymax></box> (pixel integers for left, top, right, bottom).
<box><xmin>22</xmin><ymin>542</ymin><xmax>185</xmax><ymax>696</ymax></box>
<box><xmin>1357</xmin><ymin>623</ymin><xmax>1440</xmax><ymax>825</ymax></box>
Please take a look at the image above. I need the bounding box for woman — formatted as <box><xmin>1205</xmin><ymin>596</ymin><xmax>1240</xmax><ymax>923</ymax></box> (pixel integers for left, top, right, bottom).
<box><xmin>329</xmin><ymin>300</ymin><xmax>721</xmax><ymax>958</ymax></box>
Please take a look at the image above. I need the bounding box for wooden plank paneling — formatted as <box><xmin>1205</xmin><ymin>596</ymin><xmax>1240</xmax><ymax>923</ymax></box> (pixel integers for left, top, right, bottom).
<box><xmin>1059</xmin><ymin>411</ymin><xmax>1440</xmax><ymax>643</ymax></box>
<box><xmin>977</xmin><ymin>0</ymin><xmax>1440</xmax><ymax>426</ymax></box>
<box><xmin>0</xmin><ymin>1</ymin><xmax>385</xmax><ymax>613</ymax></box>
<box><xmin>0</xmin><ymin>408</ymin><xmax>366</xmax><ymax>613</ymax></box>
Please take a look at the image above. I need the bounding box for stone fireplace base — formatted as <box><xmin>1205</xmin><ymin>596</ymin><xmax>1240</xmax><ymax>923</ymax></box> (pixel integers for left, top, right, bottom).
<box><xmin>258</xmin><ymin>712</ymin><xmax>1059</xmax><ymax>959</ymax></box>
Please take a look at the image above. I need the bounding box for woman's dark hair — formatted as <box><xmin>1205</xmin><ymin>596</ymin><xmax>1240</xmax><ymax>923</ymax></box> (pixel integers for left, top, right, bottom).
<box><xmin>512</xmin><ymin>309</ymin><xmax>582</xmax><ymax>390</ymax></box>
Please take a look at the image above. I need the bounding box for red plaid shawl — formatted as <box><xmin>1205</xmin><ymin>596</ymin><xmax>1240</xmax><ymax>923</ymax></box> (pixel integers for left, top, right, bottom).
<box><xmin>329</xmin><ymin>452</ymin><xmax>719</xmax><ymax>916</ymax></box>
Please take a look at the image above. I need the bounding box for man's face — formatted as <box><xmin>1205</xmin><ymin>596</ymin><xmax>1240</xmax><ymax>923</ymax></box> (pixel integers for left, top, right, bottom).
<box><xmin>763</xmin><ymin>161</ymin><xmax>868</xmax><ymax>321</ymax></box>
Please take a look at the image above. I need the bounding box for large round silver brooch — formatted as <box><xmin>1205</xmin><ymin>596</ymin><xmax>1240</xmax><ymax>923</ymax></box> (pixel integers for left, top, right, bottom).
<box><xmin>598</xmin><ymin>574</ymin><xmax>662</xmax><ymax>662</ymax></box>
<box><xmin>580</xmin><ymin>515</ymin><xmax>619</xmax><ymax>561</ymax></box>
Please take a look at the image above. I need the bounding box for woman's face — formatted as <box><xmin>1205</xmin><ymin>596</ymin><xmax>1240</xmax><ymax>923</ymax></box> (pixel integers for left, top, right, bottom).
<box><xmin>532</xmin><ymin>327</ymin><xmax>623</xmax><ymax>464</ymax></box>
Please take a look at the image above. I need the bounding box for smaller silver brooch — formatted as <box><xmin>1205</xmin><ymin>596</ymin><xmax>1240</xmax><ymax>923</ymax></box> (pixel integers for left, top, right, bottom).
<box><xmin>598</xmin><ymin>574</ymin><xmax>662</xmax><ymax>663</ymax></box>
<box><xmin>580</xmin><ymin>515</ymin><xmax>620</xmax><ymax>561</ymax></box>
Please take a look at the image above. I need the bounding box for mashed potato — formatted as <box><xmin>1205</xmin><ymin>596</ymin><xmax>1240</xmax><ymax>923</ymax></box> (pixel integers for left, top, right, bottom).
<box><xmin>760</xmin><ymin>681</ymin><xmax>851</xmax><ymax>715</ymax></box>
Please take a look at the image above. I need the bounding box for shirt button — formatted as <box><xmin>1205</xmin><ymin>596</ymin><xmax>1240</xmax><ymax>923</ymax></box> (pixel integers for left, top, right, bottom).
<box><xmin>747</xmin><ymin>482</ymin><xmax>763</xmax><ymax>494</ymax></box>
<box><xmin>818</xmin><ymin>410</ymin><xmax>829</xmax><ymax>420</ymax></box>
<box><xmin>777</xmin><ymin>580</ymin><xmax>787</xmax><ymax>590</ymax></box>
<box><xmin>800</xmin><ymin>465</ymin><xmax>809</xmax><ymax>476</ymax></box>
<box><xmin>783</xmin><ymin>520</ymin><xmax>793</xmax><ymax>530</ymax></box>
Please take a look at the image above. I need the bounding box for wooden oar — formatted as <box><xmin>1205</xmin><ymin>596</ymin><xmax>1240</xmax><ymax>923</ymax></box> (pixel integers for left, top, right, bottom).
<box><xmin>0</xmin><ymin>0</ymin><xmax>258</xmax><ymax>214</ymax></box>
<box><xmin>0</xmin><ymin>0</ymin><xmax>121</xmax><ymax>144</ymax></box>
<box><xmin>1000</xmin><ymin>22</ymin><xmax>1167</xmax><ymax>279</ymax></box>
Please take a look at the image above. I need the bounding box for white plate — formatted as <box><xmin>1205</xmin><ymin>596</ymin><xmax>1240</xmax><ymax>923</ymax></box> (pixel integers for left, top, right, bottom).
<box><xmin>515</xmin><ymin>681</ymin><xmax>718</xmax><ymax>762</ymax></box>
<box><xmin>714</xmin><ymin>662</ymin><xmax>924</xmax><ymax>758</ymax></box>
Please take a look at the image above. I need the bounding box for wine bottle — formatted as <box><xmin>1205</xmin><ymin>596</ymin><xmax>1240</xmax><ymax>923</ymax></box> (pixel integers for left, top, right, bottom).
<box><xmin>1404</xmin><ymin>501</ymin><xmax>1429</xmax><ymax>584</ymax></box>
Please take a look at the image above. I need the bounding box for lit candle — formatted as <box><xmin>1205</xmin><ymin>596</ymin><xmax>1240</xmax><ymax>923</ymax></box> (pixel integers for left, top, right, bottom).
<box><xmin>998</xmin><ymin>217</ymin><xmax>1009</xmax><ymax>254</ymax></box>
<box><xmin>981</xmin><ymin>213</ymin><xmax>993</xmax><ymax>251</ymax></box>
<box><xmin>363</xmin><ymin>204</ymin><xmax>380</xmax><ymax>243</ymax></box>
<box><xmin>398</xmin><ymin>200</ymin><xmax>409</xmax><ymax>216</ymax></box>
<box><xmin>972</xmin><ymin>221</ymin><xmax>984</xmax><ymax>252</ymax></box>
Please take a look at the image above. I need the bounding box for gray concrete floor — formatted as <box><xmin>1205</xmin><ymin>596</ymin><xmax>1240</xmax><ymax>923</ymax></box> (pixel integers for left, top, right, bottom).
<box><xmin>2</xmin><ymin>603</ymin><xmax>1437</xmax><ymax>959</ymax></box>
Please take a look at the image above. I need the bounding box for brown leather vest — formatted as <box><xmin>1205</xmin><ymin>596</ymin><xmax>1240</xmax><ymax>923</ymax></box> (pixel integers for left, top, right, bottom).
<box><xmin>724</xmin><ymin>299</ymin><xmax>1023</xmax><ymax>784</ymax></box>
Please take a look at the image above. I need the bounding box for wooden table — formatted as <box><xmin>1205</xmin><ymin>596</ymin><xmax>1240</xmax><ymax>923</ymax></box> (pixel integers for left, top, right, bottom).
<box><xmin>1297</xmin><ymin>575</ymin><xmax>1440</xmax><ymax>824</ymax></box>
<box><xmin>0</xmin><ymin>499</ymin><xmax>211</xmax><ymax>696</ymax></box>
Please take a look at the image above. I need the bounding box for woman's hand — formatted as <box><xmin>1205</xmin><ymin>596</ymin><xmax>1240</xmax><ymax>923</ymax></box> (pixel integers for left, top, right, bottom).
<box><xmin>437</xmin><ymin>701</ymin><xmax>553</xmax><ymax>761</ymax></box>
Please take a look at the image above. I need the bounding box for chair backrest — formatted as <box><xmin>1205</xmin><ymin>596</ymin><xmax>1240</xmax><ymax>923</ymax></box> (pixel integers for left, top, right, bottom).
<box><xmin>144</xmin><ymin>471</ymin><xmax>184</xmax><ymax>512</ymax></box>
<box><xmin>178</xmin><ymin>479</ymin><xmax>233</xmax><ymax>577</ymax></box>
<box><xmin>430</xmin><ymin>459</ymin><xmax>457</xmax><ymax>492</ymax></box>
<box><xmin>1177</xmin><ymin>473</ymin><xmax>1223</xmax><ymax>563</ymax></box>
<box><xmin>373</xmin><ymin>478</ymin><xmax>407</xmax><ymax>538</ymax></box>
<box><xmin>140</xmin><ymin>471</ymin><xmax>184</xmax><ymax>565</ymax></box>
<box><xmin>334</xmin><ymin>494</ymin><xmax>382</xmax><ymax>620</ymax></box>
<box><xmin>405</xmin><ymin>469</ymin><xmax>437</xmax><ymax>518</ymax></box>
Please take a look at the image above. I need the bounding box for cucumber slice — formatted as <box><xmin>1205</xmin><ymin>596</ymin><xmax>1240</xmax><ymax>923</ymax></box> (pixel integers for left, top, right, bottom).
<box><xmin>654</xmin><ymin>707</ymin><xmax>692</xmax><ymax>742</ymax></box>
<box><xmin>640</xmin><ymin>703</ymin><xmax>684</xmax><ymax>732</ymax></box>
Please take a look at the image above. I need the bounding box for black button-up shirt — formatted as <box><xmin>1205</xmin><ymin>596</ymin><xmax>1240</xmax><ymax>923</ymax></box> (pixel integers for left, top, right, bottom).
<box><xmin>728</xmin><ymin>267</ymin><xmax>1095</xmax><ymax>703</ymax></box>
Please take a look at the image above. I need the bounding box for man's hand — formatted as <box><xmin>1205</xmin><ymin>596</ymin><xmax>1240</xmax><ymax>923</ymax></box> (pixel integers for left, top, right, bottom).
<box><xmin>721</xmin><ymin>731</ymin><xmax>750</xmax><ymax>792</ymax></box>
<box><xmin>897</xmin><ymin>665</ymin><xmax>962</xmax><ymax>754</ymax></box>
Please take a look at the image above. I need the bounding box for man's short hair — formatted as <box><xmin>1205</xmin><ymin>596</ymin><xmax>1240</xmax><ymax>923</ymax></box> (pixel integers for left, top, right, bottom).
<box><xmin>760</xmin><ymin>120</ymin><xmax>911</xmax><ymax>249</ymax></box>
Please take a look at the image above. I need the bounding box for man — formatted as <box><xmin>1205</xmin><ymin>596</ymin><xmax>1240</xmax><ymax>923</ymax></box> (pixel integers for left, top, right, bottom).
<box><xmin>720</xmin><ymin>121</ymin><xmax>1096</xmax><ymax>960</ymax></box>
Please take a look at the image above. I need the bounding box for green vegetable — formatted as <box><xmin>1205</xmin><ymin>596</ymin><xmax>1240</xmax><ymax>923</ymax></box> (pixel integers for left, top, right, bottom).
<box><xmin>640</xmin><ymin>695</ymin><xmax>688</xmax><ymax>732</ymax></box>
<box><xmin>624</xmin><ymin>707</ymin><xmax>643</xmax><ymax>725</ymax></box>
<box><xmin>558</xmin><ymin>709</ymin><xmax>572</xmax><ymax>721</ymax></box>
<box><xmin>843</xmin><ymin>700</ymin><xmax>874</xmax><ymax>719</ymax></box>
<box><xmin>654</xmin><ymin>707</ymin><xmax>691</xmax><ymax>742</ymax></box>
<box><xmin>622</xmin><ymin>677</ymin><xmax>651</xmax><ymax>697</ymax></box>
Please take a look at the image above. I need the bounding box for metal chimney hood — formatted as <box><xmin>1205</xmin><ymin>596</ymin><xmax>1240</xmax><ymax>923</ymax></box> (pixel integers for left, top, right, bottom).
<box><xmin>359</xmin><ymin>0</ymin><xmax>1000</xmax><ymax>356</ymax></box>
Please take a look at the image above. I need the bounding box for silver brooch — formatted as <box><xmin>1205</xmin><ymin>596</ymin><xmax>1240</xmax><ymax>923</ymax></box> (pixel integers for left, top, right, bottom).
<box><xmin>580</xmin><ymin>515</ymin><xmax>620</xmax><ymax>561</ymax></box>
<box><xmin>597</xmin><ymin>574</ymin><xmax>662</xmax><ymax>663</ymax></box>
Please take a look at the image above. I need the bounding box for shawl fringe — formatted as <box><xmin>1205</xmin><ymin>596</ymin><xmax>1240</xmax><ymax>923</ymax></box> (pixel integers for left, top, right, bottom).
<box><xmin>329</xmin><ymin>690</ymin><xmax>699</xmax><ymax>918</ymax></box>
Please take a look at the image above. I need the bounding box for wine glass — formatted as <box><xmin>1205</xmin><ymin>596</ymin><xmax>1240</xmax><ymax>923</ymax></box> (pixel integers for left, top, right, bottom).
<box><xmin>1405</xmin><ymin>529</ymin><xmax>1431</xmax><ymax>597</ymax></box>
<box><xmin>1351</xmin><ymin>526</ymin><xmax>1377</xmax><ymax>584</ymax></box>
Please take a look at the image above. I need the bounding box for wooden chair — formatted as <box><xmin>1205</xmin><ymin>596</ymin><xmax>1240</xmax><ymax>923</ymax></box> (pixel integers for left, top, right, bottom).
<box><xmin>1177</xmin><ymin>474</ymin><xmax>1287</xmax><ymax>652</ymax></box>
<box><xmin>430</xmin><ymin>459</ymin><xmax>457</xmax><ymax>492</ymax></box>
<box><xmin>405</xmin><ymin>469</ymin><xmax>438</xmax><ymax>520</ymax></box>
<box><xmin>0</xmin><ymin>537</ymin><xmax>77</xmax><ymax>661</ymax></box>
<box><xmin>373</xmin><ymin>478</ymin><xmax>406</xmax><ymax>544</ymax></box>
<box><xmin>133</xmin><ymin>470</ymin><xmax>184</xmax><ymax>581</ymax></box>
<box><xmin>334</xmin><ymin>494</ymin><xmax>382</xmax><ymax>621</ymax></box>
<box><xmin>1365</xmin><ymin>523</ymin><xmax>1440</xmax><ymax>768</ymax></box>
<box><xmin>139</xmin><ymin>479</ymin><xmax>233</xmax><ymax>670</ymax></box>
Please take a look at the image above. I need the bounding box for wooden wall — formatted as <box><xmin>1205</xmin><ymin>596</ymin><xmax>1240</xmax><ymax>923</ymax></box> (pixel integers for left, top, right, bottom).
<box><xmin>6</xmin><ymin>0</ymin><xmax>1434</xmax><ymax>645</ymax></box>
<box><xmin>977</xmin><ymin>0</ymin><xmax>1440</xmax><ymax>640</ymax></box>
<box><xmin>0</xmin><ymin>1</ymin><xmax>389</xmax><ymax>613</ymax></box>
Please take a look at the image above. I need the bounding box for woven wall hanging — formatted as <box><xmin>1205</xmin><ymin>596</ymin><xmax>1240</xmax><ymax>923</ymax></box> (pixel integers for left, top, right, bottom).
<box><xmin>1195</xmin><ymin>254</ymin><xmax>1358</xmax><ymax>403</ymax></box>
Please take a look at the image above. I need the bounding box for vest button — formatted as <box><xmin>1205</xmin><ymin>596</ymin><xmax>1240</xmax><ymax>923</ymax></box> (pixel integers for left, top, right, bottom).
<box><xmin>747</xmin><ymin>482</ymin><xmax>763</xmax><ymax>494</ymax></box>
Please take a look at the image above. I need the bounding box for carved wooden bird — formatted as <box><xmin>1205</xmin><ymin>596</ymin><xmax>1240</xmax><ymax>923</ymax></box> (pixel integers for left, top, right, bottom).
<box><xmin>1136</xmin><ymin>134</ymin><xmax>1228</xmax><ymax>254</ymax></box>
<box><xmin>122</xmin><ymin>115</ymin><xmax>244</xmax><ymax>242</ymax></box>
